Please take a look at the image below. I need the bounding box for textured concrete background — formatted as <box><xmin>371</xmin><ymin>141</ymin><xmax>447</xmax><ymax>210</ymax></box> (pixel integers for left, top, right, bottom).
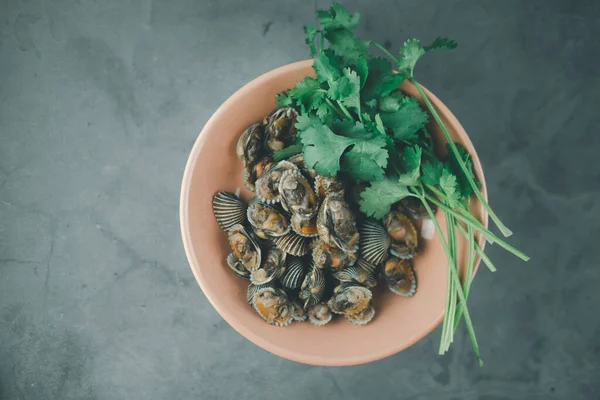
<box><xmin>1</xmin><ymin>0</ymin><xmax>599</xmax><ymax>399</ymax></box>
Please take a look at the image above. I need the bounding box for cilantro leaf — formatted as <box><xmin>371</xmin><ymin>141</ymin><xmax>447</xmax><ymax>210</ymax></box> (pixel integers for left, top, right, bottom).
<box><xmin>439</xmin><ymin>168</ymin><xmax>460</xmax><ymax>207</ymax></box>
<box><xmin>315</xmin><ymin>102</ymin><xmax>330</xmax><ymax>120</ymax></box>
<box><xmin>314</xmin><ymin>50</ymin><xmax>341</xmax><ymax>83</ymax></box>
<box><xmin>333</xmin><ymin>120</ymin><xmax>368</xmax><ymax>138</ymax></box>
<box><xmin>380</xmin><ymin>96</ymin><xmax>429</xmax><ymax>140</ymax></box>
<box><xmin>362</xmin><ymin>58</ymin><xmax>405</xmax><ymax>102</ymax></box>
<box><xmin>398</xmin><ymin>37</ymin><xmax>457</xmax><ymax>77</ymax></box>
<box><xmin>421</xmin><ymin>159</ymin><xmax>444</xmax><ymax>186</ymax></box>
<box><xmin>342</xmin><ymin>135</ymin><xmax>389</xmax><ymax>181</ymax></box>
<box><xmin>304</xmin><ymin>23</ymin><xmax>319</xmax><ymax>57</ymax></box>
<box><xmin>275</xmin><ymin>91</ymin><xmax>293</xmax><ymax>107</ymax></box>
<box><xmin>339</xmin><ymin>68</ymin><xmax>361</xmax><ymax>111</ymax></box>
<box><xmin>298</xmin><ymin>119</ymin><xmax>356</xmax><ymax>176</ymax></box>
<box><xmin>374</xmin><ymin>114</ymin><xmax>386</xmax><ymax>135</ymax></box>
<box><xmin>345</xmin><ymin>57</ymin><xmax>368</xmax><ymax>88</ymax></box>
<box><xmin>446</xmin><ymin>143</ymin><xmax>479</xmax><ymax>200</ymax></box>
<box><xmin>378</xmin><ymin>91</ymin><xmax>405</xmax><ymax>112</ymax></box>
<box><xmin>397</xmin><ymin>145</ymin><xmax>422</xmax><ymax>185</ymax></box>
<box><xmin>325</xmin><ymin>29</ymin><xmax>370</xmax><ymax>60</ymax></box>
<box><xmin>295</xmin><ymin>114</ymin><xmax>315</xmax><ymax>131</ymax></box>
<box><xmin>359</xmin><ymin>179</ymin><xmax>412</xmax><ymax>218</ymax></box>
<box><xmin>287</xmin><ymin>77</ymin><xmax>321</xmax><ymax>109</ymax></box>
<box><xmin>317</xmin><ymin>2</ymin><xmax>361</xmax><ymax>31</ymax></box>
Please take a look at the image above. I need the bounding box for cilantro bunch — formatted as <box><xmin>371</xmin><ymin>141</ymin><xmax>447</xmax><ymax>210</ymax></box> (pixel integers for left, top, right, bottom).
<box><xmin>275</xmin><ymin>3</ymin><xmax>529</xmax><ymax>365</ymax></box>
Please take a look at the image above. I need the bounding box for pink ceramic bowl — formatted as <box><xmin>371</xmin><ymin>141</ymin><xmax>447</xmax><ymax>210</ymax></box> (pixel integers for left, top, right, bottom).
<box><xmin>180</xmin><ymin>60</ymin><xmax>488</xmax><ymax>366</ymax></box>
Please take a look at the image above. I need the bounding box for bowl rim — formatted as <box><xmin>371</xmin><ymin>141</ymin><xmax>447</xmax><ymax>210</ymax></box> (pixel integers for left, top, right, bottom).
<box><xmin>180</xmin><ymin>59</ymin><xmax>489</xmax><ymax>366</ymax></box>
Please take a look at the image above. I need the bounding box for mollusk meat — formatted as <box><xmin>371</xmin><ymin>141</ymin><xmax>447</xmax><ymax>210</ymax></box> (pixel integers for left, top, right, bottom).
<box><xmin>317</xmin><ymin>194</ymin><xmax>360</xmax><ymax>253</ymax></box>
<box><xmin>227</xmin><ymin>224</ymin><xmax>262</xmax><ymax>271</ymax></box>
<box><xmin>382</xmin><ymin>256</ymin><xmax>417</xmax><ymax>297</ymax></box>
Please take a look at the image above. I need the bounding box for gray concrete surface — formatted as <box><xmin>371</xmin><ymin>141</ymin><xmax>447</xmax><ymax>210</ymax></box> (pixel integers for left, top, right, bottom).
<box><xmin>1</xmin><ymin>0</ymin><xmax>599</xmax><ymax>399</ymax></box>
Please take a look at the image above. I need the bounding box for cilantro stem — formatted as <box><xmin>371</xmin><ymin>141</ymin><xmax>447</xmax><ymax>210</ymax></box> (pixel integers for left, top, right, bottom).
<box><xmin>453</xmin><ymin>225</ymin><xmax>475</xmax><ymax>333</ymax></box>
<box><xmin>273</xmin><ymin>144</ymin><xmax>303</xmax><ymax>161</ymax></box>
<box><xmin>439</xmin><ymin>210</ymin><xmax>454</xmax><ymax>354</ymax></box>
<box><xmin>410</xmin><ymin>77</ymin><xmax>513</xmax><ymax>238</ymax></box>
<box><xmin>418</xmin><ymin>192</ymin><xmax>483</xmax><ymax>366</ymax></box>
<box><xmin>325</xmin><ymin>98</ymin><xmax>345</xmax><ymax>119</ymax></box>
<box><xmin>424</xmin><ymin>193</ymin><xmax>529</xmax><ymax>262</ymax></box>
<box><xmin>373</xmin><ymin>42</ymin><xmax>398</xmax><ymax>64</ymax></box>
<box><xmin>337</xmin><ymin>101</ymin><xmax>354</xmax><ymax>120</ymax></box>
<box><xmin>456</xmin><ymin>223</ymin><xmax>497</xmax><ymax>273</ymax></box>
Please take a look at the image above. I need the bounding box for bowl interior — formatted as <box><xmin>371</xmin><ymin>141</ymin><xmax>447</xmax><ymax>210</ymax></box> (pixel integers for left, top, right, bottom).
<box><xmin>180</xmin><ymin>60</ymin><xmax>487</xmax><ymax>366</ymax></box>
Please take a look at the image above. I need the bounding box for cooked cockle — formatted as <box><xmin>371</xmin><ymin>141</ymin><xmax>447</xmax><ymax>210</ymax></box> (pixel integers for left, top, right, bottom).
<box><xmin>247</xmin><ymin>282</ymin><xmax>273</xmax><ymax>305</ymax></box>
<box><xmin>312</xmin><ymin>241</ymin><xmax>357</xmax><ymax>269</ymax></box>
<box><xmin>398</xmin><ymin>196</ymin><xmax>435</xmax><ymax>220</ymax></box>
<box><xmin>246</xmin><ymin>197</ymin><xmax>290</xmax><ymax>237</ymax></box>
<box><xmin>299</xmin><ymin>263</ymin><xmax>325</xmax><ymax>308</ymax></box>
<box><xmin>228</xmin><ymin>224</ymin><xmax>262</xmax><ymax>271</ymax></box>
<box><xmin>252</xmin><ymin>287</ymin><xmax>294</xmax><ymax>327</ymax></box>
<box><xmin>290</xmin><ymin>214</ymin><xmax>319</xmax><ymax>238</ymax></box>
<box><xmin>280</xmin><ymin>256</ymin><xmax>307</xmax><ymax>289</ymax></box>
<box><xmin>346</xmin><ymin>302</ymin><xmax>375</xmax><ymax>325</ymax></box>
<box><xmin>212</xmin><ymin>191</ymin><xmax>247</xmax><ymax>231</ymax></box>
<box><xmin>327</xmin><ymin>284</ymin><xmax>372</xmax><ymax>316</ymax></box>
<box><xmin>383</xmin><ymin>211</ymin><xmax>418</xmax><ymax>259</ymax></box>
<box><xmin>236</xmin><ymin>122</ymin><xmax>265</xmax><ymax>168</ymax></box>
<box><xmin>226</xmin><ymin>252</ymin><xmax>250</xmax><ymax>280</ymax></box>
<box><xmin>314</xmin><ymin>175</ymin><xmax>345</xmax><ymax>198</ymax></box>
<box><xmin>333</xmin><ymin>263</ymin><xmax>377</xmax><ymax>288</ymax></box>
<box><xmin>290</xmin><ymin>299</ymin><xmax>308</xmax><ymax>322</ymax></box>
<box><xmin>317</xmin><ymin>194</ymin><xmax>360</xmax><ymax>253</ymax></box>
<box><xmin>308</xmin><ymin>303</ymin><xmax>332</xmax><ymax>326</ymax></box>
<box><xmin>278</xmin><ymin>170</ymin><xmax>319</xmax><ymax>219</ymax></box>
<box><xmin>255</xmin><ymin>160</ymin><xmax>297</xmax><ymax>204</ymax></box>
<box><xmin>250</xmin><ymin>246</ymin><xmax>287</xmax><ymax>285</ymax></box>
<box><xmin>358</xmin><ymin>219</ymin><xmax>390</xmax><ymax>266</ymax></box>
<box><xmin>382</xmin><ymin>256</ymin><xmax>417</xmax><ymax>297</ymax></box>
<box><xmin>273</xmin><ymin>231</ymin><xmax>311</xmax><ymax>256</ymax></box>
<box><xmin>243</xmin><ymin>156</ymin><xmax>273</xmax><ymax>192</ymax></box>
<box><xmin>286</xmin><ymin>153</ymin><xmax>318</xmax><ymax>180</ymax></box>
<box><xmin>264</xmin><ymin>107</ymin><xmax>298</xmax><ymax>151</ymax></box>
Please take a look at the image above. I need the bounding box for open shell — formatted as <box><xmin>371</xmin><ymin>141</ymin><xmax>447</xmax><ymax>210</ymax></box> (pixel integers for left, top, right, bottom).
<box><xmin>264</xmin><ymin>107</ymin><xmax>298</xmax><ymax>152</ymax></box>
<box><xmin>312</xmin><ymin>241</ymin><xmax>357</xmax><ymax>270</ymax></box>
<box><xmin>280</xmin><ymin>256</ymin><xmax>307</xmax><ymax>289</ymax></box>
<box><xmin>243</xmin><ymin>156</ymin><xmax>273</xmax><ymax>192</ymax></box>
<box><xmin>383</xmin><ymin>256</ymin><xmax>417</xmax><ymax>297</ymax></box>
<box><xmin>299</xmin><ymin>263</ymin><xmax>326</xmax><ymax>308</ymax></box>
<box><xmin>346</xmin><ymin>303</ymin><xmax>375</xmax><ymax>325</ymax></box>
<box><xmin>327</xmin><ymin>284</ymin><xmax>372</xmax><ymax>316</ymax></box>
<box><xmin>252</xmin><ymin>287</ymin><xmax>293</xmax><ymax>327</ymax></box>
<box><xmin>227</xmin><ymin>224</ymin><xmax>262</xmax><ymax>271</ymax></box>
<box><xmin>317</xmin><ymin>194</ymin><xmax>360</xmax><ymax>253</ymax></box>
<box><xmin>255</xmin><ymin>160</ymin><xmax>297</xmax><ymax>204</ymax></box>
<box><xmin>291</xmin><ymin>214</ymin><xmax>319</xmax><ymax>238</ymax></box>
<box><xmin>236</xmin><ymin>122</ymin><xmax>265</xmax><ymax>167</ymax></box>
<box><xmin>291</xmin><ymin>299</ymin><xmax>308</xmax><ymax>322</ymax></box>
<box><xmin>333</xmin><ymin>264</ymin><xmax>377</xmax><ymax>288</ymax></box>
<box><xmin>247</xmin><ymin>197</ymin><xmax>290</xmax><ymax>237</ymax></box>
<box><xmin>247</xmin><ymin>282</ymin><xmax>273</xmax><ymax>305</ymax></box>
<box><xmin>308</xmin><ymin>303</ymin><xmax>332</xmax><ymax>326</ymax></box>
<box><xmin>226</xmin><ymin>252</ymin><xmax>250</xmax><ymax>280</ymax></box>
<box><xmin>398</xmin><ymin>196</ymin><xmax>434</xmax><ymax>220</ymax></box>
<box><xmin>278</xmin><ymin>169</ymin><xmax>319</xmax><ymax>219</ymax></box>
<box><xmin>383</xmin><ymin>212</ymin><xmax>418</xmax><ymax>259</ymax></box>
<box><xmin>250</xmin><ymin>246</ymin><xmax>287</xmax><ymax>285</ymax></box>
<box><xmin>212</xmin><ymin>191</ymin><xmax>247</xmax><ymax>231</ymax></box>
<box><xmin>358</xmin><ymin>219</ymin><xmax>390</xmax><ymax>266</ymax></box>
<box><xmin>314</xmin><ymin>175</ymin><xmax>345</xmax><ymax>198</ymax></box>
<box><xmin>273</xmin><ymin>231</ymin><xmax>311</xmax><ymax>256</ymax></box>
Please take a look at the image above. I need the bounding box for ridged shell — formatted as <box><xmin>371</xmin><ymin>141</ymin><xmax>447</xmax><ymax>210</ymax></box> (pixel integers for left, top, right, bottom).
<box><xmin>281</xmin><ymin>256</ymin><xmax>307</xmax><ymax>289</ymax></box>
<box><xmin>346</xmin><ymin>303</ymin><xmax>375</xmax><ymax>325</ymax></box>
<box><xmin>252</xmin><ymin>287</ymin><xmax>293</xmax><ymax>327</ymax></box>
<box><xmin>212</xmin><ymin>191</ymin><xmax>247</xmax><ymax>231</ymax></box>
<box><xmin>384</xmin><ymin>212</ymin><xmax>418</xmax><ymax>259</ymax></box>
<box><xmin>356</xmin><ymin>258</ymin><xmax>377</xmax><ymax>275</ymax></box>
<box><xmin>250</xmin><ymin>246</ymin><xmax>287</xmax><ymax>285</ymax></box>
<box><xmin>246</xmin><ymin>197</ymin><xmax>291</xmax><ymax>237</ymax></box>
<box><xmin>333</xmin><ymin>264</ymin><xmax>377</xmax><ymax>288</ymax></box>
<box><xmin>317</xmin><ymin>193</ymin><xmax>360</xmax><ymax>253</ymax></box>
<box><xmin>359</xmin><ymin>219</ymin><xmax>390</xmax><ymax>266</ymax></box>
<box><xmin>327</xmin><ymin>284</ymin><xmax>372</xmax><ymax>316</ymax></box>
<box><xmin>312</xmin><ymin>241</ymin><xmax>357</xmax><ymax>269</ymax></box>
<box><xmin>291</xmin><ymin>299</ymin><xmax>307</xmax><ymax>322</ymax></box>
<box><xmin>299</xmin><ymin>263</ymin><xmax>326</xmax><ymax>308</ymax></box>
<box><xmin>314</xmin><ymin>175</ymin><xmax>345</xmax><ymax>198</ymax></box>
<box><xmin>383</xmin><ymin>257</ymin><xmax>417</xmax><ymax>297</ymax></box>
<box><xmin>228</xmin><ymin>224</ymin><xmax>261</xmax><ymax>271</ymax></box>
<box><xmin>291</xmin><ymin>214</ymin><xmax>319</xmax><ymax>238</ymax></box>
<box><xmin>255</xmin><ymin>160</ymin><xmax>297</xmax><ymax>204</ymax></box>
<box><xmin>247</xmin><ymin>282</ymin><xmax>273</xmax><ymax>305</ymax></box>
<box><xmin>278</xmin><ymin>169</ymin><xmax>319</xmax><ymax>219</ymax></box>
<box><xmin>308</xmin><ymin>303</ymin><xmax>332</xmax><ymax>327</ymax></box>
<box><xmin>226</xmin><ymin>252</ymin><xmax>250</xmax><ymax>280</ymax></box>
<box><xmin>273</xmin><ymin>231</ymin><xmax>311</xmax><ymax>256</ymax></box>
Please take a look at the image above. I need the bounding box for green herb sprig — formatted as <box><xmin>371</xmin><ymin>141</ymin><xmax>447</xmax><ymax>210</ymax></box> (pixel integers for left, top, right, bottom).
<box><xmin>275</xmin><ymin>2</ymin><xmax>529</xmax><ymax>365</ymax></box>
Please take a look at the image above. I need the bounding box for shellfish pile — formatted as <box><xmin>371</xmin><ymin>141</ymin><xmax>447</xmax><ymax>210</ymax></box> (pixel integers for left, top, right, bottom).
<box><xmin>212</xmin><ymin>108</ymin><xmax>425</xmax><ymax>327</ymax></box>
